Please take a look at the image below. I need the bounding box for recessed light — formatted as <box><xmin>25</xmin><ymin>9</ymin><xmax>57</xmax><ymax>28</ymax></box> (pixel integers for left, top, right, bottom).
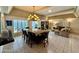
<box><xmin>48</xmin><ymin>10</ymin><xmax>52</xmax><ymax>13</ymax></box>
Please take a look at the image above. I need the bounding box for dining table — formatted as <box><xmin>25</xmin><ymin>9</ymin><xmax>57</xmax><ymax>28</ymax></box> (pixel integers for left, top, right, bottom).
<box><xmin>29</xmin><ymin>29</ymin><xmax>49</xmax><ymax>36</ymax></box>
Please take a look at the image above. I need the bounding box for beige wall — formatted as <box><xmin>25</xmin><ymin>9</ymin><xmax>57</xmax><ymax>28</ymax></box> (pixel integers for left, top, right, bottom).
<box><xmin>70</xmin><ymin>18</ymin><xmax>79</xmax><ymax>34</ymax></box>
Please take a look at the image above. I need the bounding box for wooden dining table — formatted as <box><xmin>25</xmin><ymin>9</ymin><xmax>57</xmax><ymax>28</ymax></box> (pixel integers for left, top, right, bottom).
<box><xmin>29</xmin><ymin>29</ymin><xmax>49</xmax><ymax>35</ymax></box>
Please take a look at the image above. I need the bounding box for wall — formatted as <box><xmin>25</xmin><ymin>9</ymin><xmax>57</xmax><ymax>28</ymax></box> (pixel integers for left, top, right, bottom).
<box><xmin>70</xmin><ymin>18</ymin><xmax>79</xmax><ymax>34</ymax></box>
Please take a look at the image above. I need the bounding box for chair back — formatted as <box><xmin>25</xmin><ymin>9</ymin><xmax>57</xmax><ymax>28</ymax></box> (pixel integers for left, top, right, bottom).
<box><xmin>25</xmin><ymin>31</ymin><xmax>28</xmax><ymax>37</ymax></box>
<box><xmin>41</xmin><ymin>31</ymin><xmax>49</xmax><ymax>38</ymax></box>
<box><xmin>28</xmin><ymin>31</ymin><xmax>36</xmax><ymax>41</ymax></box>
<box><xmin>22</xmin><ymin>29</ymin><xmax>26</xmax><ymax>35</ymax></box>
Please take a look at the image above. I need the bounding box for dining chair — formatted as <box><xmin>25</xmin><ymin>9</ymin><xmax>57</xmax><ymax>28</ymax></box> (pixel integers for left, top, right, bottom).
<box><xmin>39</xmin><ymin>31</ymin><xmax>49</xmax><ymax>47</ymax></box>
<box><xmin>24</xmin><ymin>31</ymin><xmax>29</xmax><ymax>43</ymax></box>
<box><xmin>28</xmin><ymin>31</ymin><xmax>36</xmax><ymax>47</ymax></box>
<box><xmin>22</xmin><ymin>29</ymin><xmax>26</xmax><ymax>41</ymax></box>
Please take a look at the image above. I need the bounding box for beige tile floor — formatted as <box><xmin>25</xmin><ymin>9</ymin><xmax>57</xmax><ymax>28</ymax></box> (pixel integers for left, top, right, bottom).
<box><xmin>0</xmin><ymin>31</ymin><xmax>79</xmax><ymax>53</ymax></box>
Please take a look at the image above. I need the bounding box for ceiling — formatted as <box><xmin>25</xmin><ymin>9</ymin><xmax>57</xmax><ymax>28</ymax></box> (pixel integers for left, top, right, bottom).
<box><xmin>14</xmin><ymin>6</ymin><xmax>48</xmax><ymax>12</ymax></box>
<box><xmin>14</xmin><ymin>6</ymin><xmax>76</xmax><ymax>17</ymax></box>
<box><xmin>0</xmin><ymin>6</ymin><xmax>77</xmax><ymax>18</ymax></box>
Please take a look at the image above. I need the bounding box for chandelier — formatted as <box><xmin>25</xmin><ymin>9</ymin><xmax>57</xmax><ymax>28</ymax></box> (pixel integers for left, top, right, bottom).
<box><xmin>27</xmin><ymin>6</ymin><xmax>40</xmax><ymax>21</ymax></box>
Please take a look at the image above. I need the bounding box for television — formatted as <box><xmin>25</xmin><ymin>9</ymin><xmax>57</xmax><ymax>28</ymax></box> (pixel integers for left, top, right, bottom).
<box><xmin>6</xmin><ymin>20</ymin><xmax>12</xmax><ymax>26</ymax></box>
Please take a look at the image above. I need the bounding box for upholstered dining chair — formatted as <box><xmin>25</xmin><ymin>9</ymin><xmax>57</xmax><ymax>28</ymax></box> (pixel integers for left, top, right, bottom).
<box><xmin>24</xmin><ymin>30</ymin><xmax>29</xmax><ymax>43</ymax></box>
<box><xmin>28</xmin><ymin>31</ymin><xmax>36</xmax><ymax>47</ymax></box>
<box><xmin>22</xmin><ymin>29</ymin><xmax>26</xmax><ymax>41</ymax></box>
<box><xmin>38</xmin><ymin>31</ymin><xmax>49</xmax><ymax>47</ymax></box>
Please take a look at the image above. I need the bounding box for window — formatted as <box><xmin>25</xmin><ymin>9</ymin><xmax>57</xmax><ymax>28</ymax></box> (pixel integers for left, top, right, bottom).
<box><xmin>17</xmin><ymin>20</ymin><xmax>22</xmax><ymax>32</ymax></box>
<box><xmin>13</xmin><ymin>19</ymin><xmax>28</xmax><ymax>33</ymax></box>
<box><xmin>22</xmin><ymin>20</ymin><xmax>25</xmax><ymax>29</ymax></box>
<box><xmin>13</xmin><ymin>20</ymin><xmax>18</xmax><ymax>33</ymax></box>
<box><xmin>32</xmin><ymin>21</ymin><xmax>41</xmax><ymax>30</ymax></box>
<box><xmin>25</xmin><ymin>21</ymin><xmax>29</xmax><ymax>29</ymax></box>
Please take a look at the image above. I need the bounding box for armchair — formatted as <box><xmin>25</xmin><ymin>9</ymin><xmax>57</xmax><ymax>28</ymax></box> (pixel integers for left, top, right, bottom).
<box><xmin>0</xmin><ymin>30</ymin><xmax>14</xmax><ymax>46</ymax></box>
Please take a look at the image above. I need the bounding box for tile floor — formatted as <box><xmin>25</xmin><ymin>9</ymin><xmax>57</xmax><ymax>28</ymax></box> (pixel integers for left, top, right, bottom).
<box><xmin>0</xmin><ymin>31</ymin><xmax>79</xmax><ymax>53</ymax></box>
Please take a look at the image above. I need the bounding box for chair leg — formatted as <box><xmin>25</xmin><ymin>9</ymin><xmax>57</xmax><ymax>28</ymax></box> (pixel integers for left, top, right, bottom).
<box><xmin>25</xmin><ymin>37</ymin><xmax>27</xmax><ymax>43</ymax></box>
<box><xmin>46</xmin><ymin>38</ymin><xmax>48</xmax><ymax>44</ymax></box>
<box><xmin>30</xmin><ymin>42</ymin><xmax>32</xmax><ymax>48</ymax></box>
<box><xmin>29</xmin><ymin>40</ymin><xmax>32</xmax><ymax>48</ymax></box>
<box><xmin>43</xmin><ymin>41</ymin><xmax>46</xmax><ymax>47</ymax></box>
<box><xmin>44</xmin><ymin>38</ymin><xmax>48</xmax><ymax>47</ymax></box>
<box><xmin>26</xmin><ymin>37</ymin><xmax>29</xmax><ymax>44</ymax></box>
<box><xmin>24</xmin><ymin>35</ymin><xmax>25</xmax><ymax>40</ymax></box>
